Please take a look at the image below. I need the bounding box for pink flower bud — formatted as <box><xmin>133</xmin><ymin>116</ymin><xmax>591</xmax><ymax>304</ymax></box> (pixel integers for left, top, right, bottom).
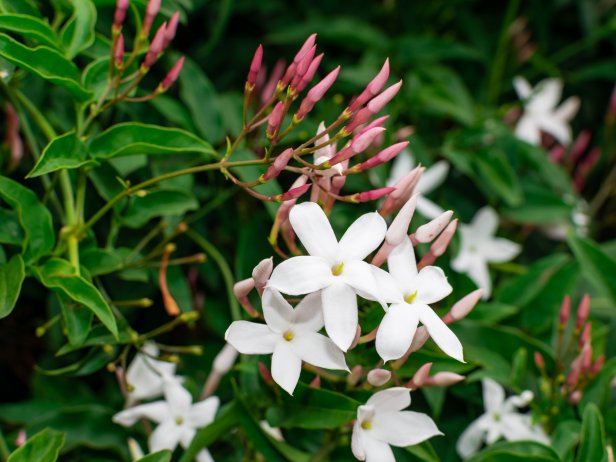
<box><xmin>246</xmin><ymin>44</ymin><xmax>263</xmax><ymax>88</ymax></box>
<box><xmin>252</xmin><ymin>257</ymin><xmax>273</xmax><ymax>293</ymax></box>
<box><xmin>160</xmin><ymin>56</ymin><xmax>185</xmax><ymax>90</ymax></box>
<box><xmin>357</xmin><ymin>115</ymin><xmax>389</xmax><ymax>136</ymax></box>
<box><xmin>559</xmin><ymin>296</ymin><xmax>571</xmax><ymax>327</ymax></box>
<box><xmin>349</xmin><ymin>59</ymin><xmax>390</xmax><ymax>112</ymax></box>
<box><xmin>213</xmin><ymin>344</ymin><xmax>238</xmax><ymax>375</ymax></box>
<box><xmin>579</xmin><ymin>323</ymin><xmax>591</xmax><ymax>347</ymax></box>
<box><xmin>411</xmin><ymin>363</ymin><xmax>432</xmax><ymax>388</ymax></box>
<box><xmin>258</xmin><ymin>361</ymin><xmax>273</xmax><ymax>384</ymax></box>
<box><xmin>591</xmin><ymin>354</ymin><xmax>604</xmax><ymax>375</ymax></box>
<box><xmin>163</xmin><ymin>12</ymin><xmax>180</xmax><ymax>48</ymax></box>
<box><xmin>414</xmin><ymin>210</ymin><xmax>454</xmax><ymax>243</ymax></box>
<box><xmin>280</xmin><ymin>34</ymin><xmax>317</xmax><ymax>87</ymax></box>
<box><xmin>429</xmin><ymin>372</ymin><xmax>465</xmax><ymax>387</ymax></box>
<box><xmin>549</xmin><ymin>144</ymin><xmax>566</xmax><ymax>163</ymax></box>
<box><xmin>296</xmin><ymin>66</ymin><xmax>340</xmax><ymax>120</ymax></box>
<box><xmin>534</xmin><ymin>351</ymin><xmax>545</xmax><ymax>370</ymax></box>
<box><xmin>349</xmin><ymin>324</ymin><xmax>362</xmax><ymax>350</ymax></box>
<box><xmin>409</xmin><ymin>326</ymin><xmax>430</xmax><ymax>352</ymax></box>
<box><xmin>570</xmin><ymin>130</ymin><xmax>592</xmax><ymax>164</ymax></box>
<box><xmin>262</xmin><ymin>60</ymin><xmax>286</xmax><ymax>104</ymax></box>
<box><xmin>444</xmin><ymin>288</ymin><xmax>482</xmax><ymax>324</ymax></box>
<box><xmin>379</xmin><ymin>166</ymin><xmax>424</xmax><ymax>217</ymax></box>
<box><xmin>143</xmin><ymin>22</ymin><xmax>166</xmax><ymax>69</ymax></box>
<box><xmin>581</xmin><ymin>344</ymin><xmax>593</xmax><ymax>371</ymax></box>
<box><xmin>233</xmin><ymin>278</ymin><xmax>257</xmax><ymax>317</ymax></box>
<box><xmin>569</xmin><ymin>390</ymin><xmax>582</xmax><ymax>405</ymax></box>
<box><xmin>573</xmin><ymin>147</ymin><xmax>600</xmax><ymax>192</ymax></box>
<box><xmin>354</xmin><ymin>187</ymin><xmax>395</xmax><ymax>203</ymax></box>
<box><xmin>575</xmin><ymin>294</ymin><xmax>590</xmax><ymax>329</ymax></box>
<box><xmin>344</xmin><ymin>107</ymin><xmax>373</xmax><ymax>133</ymax></box>
<box><xmin>279</xmin><ymin>184</ymin><xmax>311</xmax><ymax>201</ymax></box>
<box><xmin>347</xmin><ymin>365</ymin><xmax>363</xmax><ymax>387</ymax></box>
<box><xmin>386</xmin><ymin>194</ymin><xmax>418</xmax><ymax>246</ymax></box>
<box><xmin>430</xmin><ymin>218</ymin><xmax>457</xmax><ymax>257</ymax></box>
<box><xmin>566</xmin><ymin>363</ymin><xmax>581</xmax><ymax>388</ymax></box>
<box><xmin>293</xmin><ymin>52</ymin><xmax>322</xmax><ymax>93</ymax></box>
<box><xmin>367</xmin><ymin>80</ymin><xmax>403</xmax><ymax>113</ymax></box>
<box><xmin>5</xmin><ymin>104</ymin><xmax>23</xmax><ymax>172</ymax></box>
<box><xmin>348</xmin><ymin>141</ymin><xmax>408</xmax><ymax>173</ymax></box>
<box><xmin>266</xmin><ymin>102</ymin><xmax>286</xmax><ymax>139</ymax></box>
<box><xmin>309</xmin><ymin>375</ymin><xmax>321</xmax><ymax>388</ymax></box>
<box><xmin>114</xmin><ymin>0</ymin><xmax>129</xmax><ymax>28</ymax></box>
<box><xmin>262</xmin><ymin>148</ymin><xmax>294</xmax><ymax>181</ymax></box>
<box><xmin>367</xmin><ymin>368</ymin><xmax>391</xmax><ymax>387</ymax></box>
<box><xmin>114</xmin><ymin>33</ymin><xmax>125</xmax><ymax>68</ymax></box>
<box><xmin>142</xmin><ymin>0</ymin><xmax>161</xmax><ymax>36</ymax></box>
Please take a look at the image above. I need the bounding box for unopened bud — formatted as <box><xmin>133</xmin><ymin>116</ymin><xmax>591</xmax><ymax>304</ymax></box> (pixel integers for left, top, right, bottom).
<box><xmin>213</xmin><ymin>344</ymin><xmax>238</xmax><ymax>375</ymax></box>
<box><xmin>443</xmin><ymin>288</ymin><xmax>482</xmax><ymax>324</ymax></box>
<box><xmin>353</xmin><ymin>187</ymin><xmax>395</xmax><ymax>203</ymax></box>
<box><xmin>579</xmin><ymin>323</ymin><xmax>591</xmax><ymax>347</ymax></box>
<box><xmin>414</xmin><ymin>210</ymin><xmax>453</xmax><ymax>243</ymax></box>
<box><xmin>179</xmin><ymin>311</ymin><xmax>199</xmax><ymax>322</ymax></box>
<box><xmin>581</xmin><ymin>344</ymin><xmax>593</xmax><ymax>371</ymax></box>
<box><xmin>569</xmin><ymin>390</ymin><xmax>582</xmax><ymax>405</ymax></box>
<box><xmin>349</xmin><ymin>59</ymin><xmax>390</xmax><ymax>113</ymax></box>
<box><xmin>559</xmin><ymin>295</ymin><xmax>571</xmax><ymax>327</ymax></box>
<box><xmin>114</xmin><ymin>33</ymin><xmax>125</xmax><ymax>68</ymax></box>
<box><xmin>411</xmin><ymin>362</ymin><xmax>432</xmax><ymax>388</ymax></box>
<box><xmin>252</xmin><ymin>257</ymin><xmax>274</xmax><ymax>293</ymax></box>
<box><xmin>430</xmin><ymin>218</ymin><xmax>457</xmax><ymax>257</ymax></box>
<box><xmin>246</xmin><ymin>44</ymin><xmax>263</xmax><ymax>89</ymax></box>
<box><xmin>142</xmin><ymin>0</ymin><xmax>161</xmax><ymax>36</ymax></box>
<box><xmin>158</xmin><ymin>56</ymin><xmax>185</xmax><ymax>91</ymax></box>
<box><xmin>367</xmin><ymin>368</ymin><xmax>391</xmax><ymax>387</ymax></box>
<box><xmin>15</xmin><ymin>430</ymin><xmax>26</xmax><ymax>447</ymax></box>
<box><xmin>349</xmin><ymin>324</ymin><xmax>362</xmax><ymax>350</ymax></box>
<box><xmin>309</xmin><ymin>375</ymin><xmax>321</xmax><ymax>388</ymax></box>
<box><xmin>280</xmin><ymin>34</ymin><xmax>317</xmax><ymax>87</ymax></box>
<box><xmin>278</xmin><ymin>183</ymin><xmax>311</xmax><ymax>201</ymax></box>
<box><xmin>575</xmin><ymin>294</ymin><xmax>590</xmax><ymax>329</ymax></box>
<box><xmin>143</xmin><ymin>22</ymin><xmax>166</xmax><ymax>69</ymax></box>
<box><xmin>266</xmin><ymin>101</ymin><xmax>286</xmax><ymax>140</ymax></box>
<box><xmin>261</xmin><ymin>148</ymin><xmax>294</xmax><ymax>182</ymax></box>
<box><xmin>296</xmin><ymin>66</ymin><xmax>340</xmax><ymax>120</ymax></box>
<box><xmin>294</xmin><ymin>52</ymin><xmax>323</xmax><ymax>94</ymax></box>
<box><xmin>366</xmin><ymin>80</ymin><xmax>403</xmax><ymax>114</ymax></box>
<box><xmin>162</xmin><ymin>12</ymin><xmax>180</xmax><ymax>48</ymax></box>
<box><xmin>409</xmin><ymin>326</ymin><xmax>430</xmax><ymax>352</ymax></box>
<box><xmin>258</xmin><ymin>361</ymin><xmax>273</xmax><ymax>384</ymax></box>
<box><xmin>348</xmin><ymin>141</ymin><xmax>408</xmax><ymax>174</ymax></box>
<box><xmin>534</xmin><ymin>351</ymin><xmax>545</xmax><ymax>370</ymax></box>
<box><xmin>429</xmin><ymin>372</ymin><xmax>465</xmax><ymax>387</ymax></box>
<box><xmin>113</xmin><ymin>0</ymin><xmax>129</xmax><ymax>28</ymax></box>
<box><xmin>379</xmin><ymin>166</ymin><xmax>424</xmax><ymax>217</ymax></box>
<box><xmin>347</xmin><ymin>365</ymin><xmax>363</xmax><ymax>387</ymax></box>
<box><xmin>386</xmin><ymin>194</ymin><xmax>418</xmax><ymax>246</ymax></box>
<box><xmin>233</xmin><ymin>278</ymin><xmax>254</xmax><ymax>301</ymax></box>
<box><xmin>591</xmin><ymin>354</ymin><xmax>604</xmax><ymax>375</ymax></box>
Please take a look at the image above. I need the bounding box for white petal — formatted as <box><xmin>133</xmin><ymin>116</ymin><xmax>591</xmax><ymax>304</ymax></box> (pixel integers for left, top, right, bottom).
<box><xmin>180</xmin><ymin>427</ymin><xmax>197</xmax><ymax>448</ymax></box>
<box><xmin>463</xmin><ymin>257</ymin><xmax>492</xmax><ymax>300</ymax></box>
<box><xmin>196</xmin><ymin>449</ymin><xmax>215</xmax><ymax>462</ymax></box>
<box><xmin>417</xmin><ymin>161</ymin><xmax>449</xmax><ymax>195</ymax></box>
<box><xmin>456</xmin><ymin>415</ymin><xmax>489</xmax><ymax>459</ymax></box>
<box><xmin>554</xmin><ymin>96</ymin><xmax>580</xmax><ymax>122</ymax></box>
<box><xmin>482</xmin><ymin>237</ymin><xmax>521</xmax><ymax>263</ymax></box>
<box><xmin>417</xmin><ymin>304</ymin><xmax>464</xmax><ymax>362</ymax></box>
<box><xmin>125</xmin><ymin>357</ymin><xmax>170</xmax><ymax>402</ymax></box>
<box><xmin>351</xmin><ymin>422</ymin><xmax>366</xmax><ymax>460</ymax></box>
<box><xmin>363</xmin><ymin>434</ymin><xmax>396</xmax><ymax>462</ymax></box>
<box><xmin>292</xmin><ymin>291</ymin><xmax>324</xmax><ymax>332</ymax></box>
<box><xmin>513</xmin><ymin>76</ymin><xmax>532</xmax><ymax>100</ymax></box>
<box><xmin>163</xmin><ymin>380</ymin><xmax>193</xmax><ymax>416</ymax></box>
<box><xmin>268</xmin><ymin>256</ymin><xmax>334</xmax><ymax>295</ymax></box>
<box><xmin>366</xmin><ymin>387</ymin><xmax>411</xmax><ymax>412</ymax></box>
<box><xmin>485</xmin><ymin>422</ymin><xmax>503</xmax><ymax>444</ymax></box>
<box><xmin>387</xmin><ymin>238</ymin><xmax>418</xmax><ymax>290</ymax></box>
<box><xmin>375</xmin><ymin>303</ymin><xmax>419</xmax><ymax>362</ymax></box>
<box><xmin>482</xmin><ymin>378</ymin><xmax>505</xmax><ymax>413</ymax></box>
<box><xmin>338</xmin><ymin>212</ymin><xmax>387</xmax><ymax>261</ymax></box>
<box><xmin>470</xmin><ymin>207</ymin><xmax>499</xmax><ymax>238</ymax></box>
<box><xmin>225</xmin><ymin>321</ymin><xmax>277</xmax><ymax>354</ymax></box>
<box><xmin>413</xmin><ymin>266</ymin><xmax>452</xmax><ymax>304</ymax></box>
<box><xmin>149</xmin><ymin>421</ymin><xmax>182</xmax><ymax>452</ymax></box>
<box><xmin>416</xmin><ymin>196</ymin><xmax>446</xmax><ymax>220</ymax></box>
<box><xmin>293</xmin><ymin>331</ymin><xmax>348</xmax><ymax>371</ymax></box>
<box><xmin>321</xmin><ymin>282</ymin><xmax>359</xmax><ymax>351</ymax></box>
<box><xmin>261</xmin><ymin>288</ymin><xmax>294</xmax><ymax>332</ymax></box>
<box><xmin>528</xmin><ymin>78</ymin><xmax>562</xmax><ymax>112</ymax></box>
<box><xmin>341</xmin><ymin>260</ymin><xmax>383</xmax><ymax>303</ymax></box>
<box><xmin>537</xmin><ymin>116</ymin><xmax>572</xmax><ymax>146</ymax></box>
<box><xmin>113</xmin><ymin>401</ymin><xmax>170</xmax><ymax>426</ymax></box>
<box><xmin>271</xmin><ymin>341</ymin><xmax>302</xmax><ymax>395</ymax></box>
<box><xmin>366</xmin><ymin>266</ymin><xmax>403</xmax><ymax>304</ymax></box>
<box><xmin>314</xmin><ymin>121</ymin><xmax>334</xmax><ymax>161</ymax></box>
<box><xmin>289</xmin><ymin>202</ymin><xmax>338</xmax><ymax>259</ymax></box>
<box><xmin>387</xmin><ymin>149</ymin><xmax>414</xmax><ymax>187</ymax></box>
<box><xmin>515</xmin><ymin>115</ymin><xmax>541</xmax><ymax>145</ymax></box>
<box><xmin>188</xmin><ymin>396</ymin><xmax>220</xmax><ymax>428</ymax></box>
<box><xmin>372</xmin><ymin>410</ymin><xmax>442</xmax><ymax>446</ymax></box>
<box><xmin>500</xmin><ymin>414</ymin><xmax>541</xmax><ymax>442</ymax></box>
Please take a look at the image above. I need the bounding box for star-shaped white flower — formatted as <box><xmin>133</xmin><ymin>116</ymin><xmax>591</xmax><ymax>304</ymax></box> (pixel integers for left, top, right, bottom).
<box><xmin>513</xmin><ymin>76</ymin><xmax>580</xmax><ymax>146</ymax></box>
<box><xmin>387</xmin><ymin>149</ymin><xmax>449</xmax><ymax>220</ymax></box>
<box><xmin>113</xmin><ymin>379</ymin><xmax>219</xmax><ymax>462</ymax></box>
<box><xmin>268</xmin><ymin>202</ymin><xmax>396</xmax><ymax>351</ymax></box>
<box><xmin>376</xmin><ymin>238</ymin><xmax>463</xmax><ymax>362</ymax></box>
<box><xmin>352</xmin><ymin>387</ymin><xmax>442</xmax><ymax>462</ymax></box>
<box><xmin>456</xmin><ymin>378</ymin><xmax>549</xmax><ymax>459</ymax></box>
<box><xmin>451</xmin><ymin>207</ymin><xmax>521</xmax><ymax>299</ymax></box>
<box><xmin>225</xmin><ymin>288</ymin><xmax>348</xmax><ymax>395</ymax></box>
<box><xmin>125</xmin><ymin>342</ymin><xmax>178</xmax><ymax>403</ymax></box>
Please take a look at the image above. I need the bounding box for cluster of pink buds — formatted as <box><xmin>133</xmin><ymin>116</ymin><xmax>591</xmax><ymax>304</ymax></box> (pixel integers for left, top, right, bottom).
<box><xmin>110</xmin><ymin>0</ymin><xmax>184</xmax><ymax>102</ymax></box>
<box><xmin>534</xmin><ymin>295</ymin><xmax>604</xmax><ymax>415</ymax></box>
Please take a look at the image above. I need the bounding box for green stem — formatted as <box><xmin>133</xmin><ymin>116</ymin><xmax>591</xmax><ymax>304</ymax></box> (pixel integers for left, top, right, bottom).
<box><xmin>185</xmin><ymin>228</ymin><xmax>241</xmax><ymax>321</ymax></box>
<box><xmin>0</xmin><ymin>428</ymin><xmax>9</xmax><ymax>461</ymax></box>
<box><xmin>12</xmin><ymin>89</ymin><xmax>56</xmax><ymax>140</ymax></box>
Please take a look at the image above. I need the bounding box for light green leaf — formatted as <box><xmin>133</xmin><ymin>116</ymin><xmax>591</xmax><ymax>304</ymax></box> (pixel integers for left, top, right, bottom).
<box><xmin>0</xmin><ymin>33</ymin><xmax>92</xmax><ymax>101</ymax></box>
<box><xmin>568</xmin><ymin>234</ymin><xmax>616</xmax><ymax>304</ymax></box>
<box><xmin>473</xmin><ymin>148</ymin><xmax>523</xmax><ymax>206</ymax></box>
<box><xmin>0</xmin><ymin>176</ymin><xmax>55</xmax><ymax>262</ymax></box>
<box><xmin>88</xmin><ymin>122</ymin><xmax>217</xmax><ymax>160</ymax></box>
<box><xmin>0</xmin><ymin>14</ymin><xmax>60</xmax><ymax>49</ymax></box>
<box><xmin>121</xmin><ymin>189</ymin><xmax>198</xmax><ymax>228</ymax></box>
<box><xmin>56</xmin><ymin>293</ymin><xmax>92</xmax><ymax>347</ymax></box>
<box><xmin>36</xmin><ymin>258</ymin><xmax>118</xmax><ymax>338</ymax></box>
<box><xmin>60</xmin><ymin>0</ymin><xmax>96</xmax><ymax>58</ymax></box>
<box><xmin>0</xmin><ymin>254</ymin><xmax>24</xmax><ymax>318</ymax></box>
<box><xmin>137</xmin><ymin>451</ymin><xmax>173</xmax><ymax>462</ymax></box>
<box><xmin>468</xmin><ymin>441</ymin><xmax>560</xmax><ymax>461</ymax></box>
<box><xmin>577</xmin><ymin>403</ymin><xmax>608</xmax><ymax>462</ymax></box>
<box><xmin>7</xmin><ymin>428</ymin><xmax>65</xmax><ymax>462</ymax></box>
<box><xmin>27</xmin><ymin>131</ymin><xmax>95</xmax><ymax>177</ymax></box>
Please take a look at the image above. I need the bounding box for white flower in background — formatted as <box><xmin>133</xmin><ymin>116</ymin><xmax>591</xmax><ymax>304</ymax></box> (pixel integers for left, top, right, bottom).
<box><xmin>225</xmin><ymin>288</ymin><xmax>348</xmax><ymax>395</ymax></box>
<box><xmin>513</xmin><ymin>76</ymin><xmax>580</xmax><ymax>146</ymax></box>
<box><xmin>451</xmin><ymin>207</ymin><xmax>521</xmax><ymax>299</ymax></box>
<box><xmin>125</xmin><ymin>342</ymin><xmax>178</xmax><ymax>402</ymax></box>
<box><xmin>268</xmin><ymin>202</ymin><xmax>396</xmax><ymax>351</ymax></box>
<box><xmin>113</xmin><ymin>380</ymin><xmax>219</xmax><ymax>462</ymax></box>
<box><xmin>376</xmin><ymin>238</ymin><xmax>463</xmax><ymax>362</ymax></box>
<box><xmin>314</xmin><ymin>122</ymin><xmax>342</xmax><ymax>176</ymax></box>
<box><xmin>352</xmin><ymin>387</ymin><xmax>442</xmax><ymax>462</ymax></box>
<box><xmin>387</xmin><ymin>149</ymin><xmax>449</xmax><ymax>219</ymax></box>
<box><xmin>456</xmin><ymin>378</ymin><xmax>549</xmax><ymax>459</ymax></box>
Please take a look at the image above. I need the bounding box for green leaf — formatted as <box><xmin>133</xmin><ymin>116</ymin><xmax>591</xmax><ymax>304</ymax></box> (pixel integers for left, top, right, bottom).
<box><xmin>0</xmin><ymin>33</ymin><xmax>92</xmax><ymax>101</ymax></box>
<box><xmin>404</xmin><ymin>440</ymin><xmax>440</xmax><ymax>462</ymax></box>
<box><xmin>0</xmin><ymin>176</ymin><xmax>55</xmax><ymax>262</ymax></box>
<box><xmin>88</xmin><ymin>122</ymin><xmax>217</xmax><ymax>160</ymax></box>
<box><xmin>36</xmin><ymin>345</ymin><xmax>115</xmax><ymax>376</ymax></box>
<box><xmin>551</xmin><ymin>420</ymin><xmax>581</xmax><ymax>460</ymax></box>
<box><xmin>36</xmin><ymin>258</ymin><xmax>118</xmax><ymax>338</ymax></box>
<box><xmin>577</xmin><ymin>403</ymin><xmax>608</xmax><ymax>462</ymax></box>
<box><xmin>0</xmin><ymin>254</ymin><xmax>24</xmax><ymax>318</ymax></box>
<box><xmin>473</xmin><ymin>148</ymin><xmax>523</xmax><ymax>206</ymax></box>
<box><xmin>0</xmin><ymin>208</ymin><xmax>23</xmax><ymax>245</ymax></box>
<box><xmin>7</xmin><ymin>428</ymin><xmax>65</xmax><ymax>462</ymax></box>
<box><xmin>0</xmin><ymin>14</ymin><xmax>60</xmax><ymax>49</ymax></box>
<box><xmin>121</xmin><ymin>188</ymin><xmax>198</xmax><ymax>228</ymax></box>
<box><xmin>80</xmin><ymin>247</ymin><xmax>124</xmax><ymax>276</ymax></box>
<box><xmin>137</xmin><ymin>451</ymin><xmax>172</xmax><ymax>462</ymax></box>
<box><xmin>60</xmin><ymin>0</ymin><xmax>96</xmax><ymax>58</ymax></box>
<box><xmin>57</xmin><ymin>293</ymin><xmax>92</xmax><ymax>347</ymax></box>
<box><xmin>468</xmin><ymin>441</ymin><xmax>560</xmax><ymax>462</ymax></box>
<box><xmin>27</xmin><ymin>131</ymin><xmax>95</xmax><ymax>177</ymax></box>
<box><xmin>568</xmin><ymin>234</ymin><xmax>616</xmax><ymax>304</ymax></box>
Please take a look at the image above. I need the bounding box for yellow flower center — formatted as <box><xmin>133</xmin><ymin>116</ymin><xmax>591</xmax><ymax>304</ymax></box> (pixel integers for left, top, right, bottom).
<box><xmin>331</xmin><ymin>262</ymin><xmax>344</xmax><ymax>276</ymax></box>
<box><xmin>175</xmin><ymin>416</ymin><xmax>184</xmax><ymax>425</ymax></box>
<box><xmin>404</xmin><ymin>290</ymin><xmax>418</xmax><ymax>304</ymax></box>
<box><xmin>283</xmin><ymin>330</ymin><xmax>295</xmax><ymax>341</ymax></box>
<box><xmin>361</xmin><ymin>420</ymin><xmax>372</xmax><ymax>430</ymax></box>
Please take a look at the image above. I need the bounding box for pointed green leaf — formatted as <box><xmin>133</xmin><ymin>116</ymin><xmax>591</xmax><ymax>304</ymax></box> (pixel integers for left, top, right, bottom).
<box><xmin>568</xmin><ymin>234</ymin><xmax>616</xmax><ymax>304</ymax></box>
<box><xmin>468</xmin><ymin>441</ymin><xmax>559</xmax><ymax>461</ymax></box>
<box><xmin>57</xmin><ymin>293</ymin><xmax>92</xmax><ymax>347</ymax></box>
<box><xmin>0</xmin><ymin>254</ymin><xmax>24</xmax><ymax>318</ymax></box>
<box><xmin>0</xmin><ymin>208</ymin><xmax>23</xmax><ymax>245</ymax></box>
<box><xmin>0</xmin><ymin>14</ymin><xmax>60</xmax><ymax>49</ymax></box>
<box><xmin>0</xmin><ymin>33</ymin><xmax>91</xmax><ymax>101</ymax></box>
<box><xmin>0</xmin><ymin>176</ymin><xmax>55</xmax><ymax>262</ymax></box>
<box><xmin>137</xmin><ymin>451</ymin><xmax>173</xmax><ymax>462</ymax></box>
<box><xmin>27</xmin><ymin>131</ymin><xmax>95</xmax><ymax>177</ymax></box>
<box><xmin>37</xmin><ymin>258</ymin><xmax>118</xmax><ymax>338</ymax></box>
<box><xmin>7</xmin><ymin>428</ymin><xmax>65</xmax><ymax>462</ymax></box>
<box><xmin>60</xmin><ymin>0</ymin><xmax>96</xmax><ymax>58</ymax></box>
<box><xmin>121</xmin><ymin>188</ymin><xmax>198</xmax><ymax>228</ymax></box>
<box><xmin>577</xmin><ymin>403</ymin><xmax>608</xmax><ymax>462</ymax></box>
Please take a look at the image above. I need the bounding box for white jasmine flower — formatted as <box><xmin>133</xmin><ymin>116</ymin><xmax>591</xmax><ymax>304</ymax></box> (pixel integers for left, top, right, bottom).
<box><xmin>387</xmin><ymin>150</ymin><xmax>449</xmax><ymax>220</ymax></box>
<box><xmin>314</xmin><ymin>122</ymin><xmax>343</xmax><ymax>176</ymax></box>
<box><xmin>225</xmin><ymin>288</ymin><xmax>348</xmax><ymax>395</ymax></box>
<box><xmin>125</xmin><ymin>342</ymin><xmax>178</xmax><ymax>402</ymax></box>
<box><xmin>451</xmin><ymin>207</ymin><xmax>521</xmax><ymax>299</ymax></box>
<box><xmin>513</xmin><ymin>76</ymin><xmax>580</xmax><ymax>146</ymax></box>
<box><xmin>456</xmin><ymin>378</ymin><xmax>549</xmax><ymax>459</ymax></box>
<box><xmin>113</xmin><ymin>379</ymin><xmax>219</xmax><ymax>462</ymax></box>
<box><xmin>268</xmin><ymin>202</ymin><xmax>396</xmax><ymax>351</ymax></box>
<box><xmin>376</xmin><ymin>238</ymin><xmax>463</xmax><ymax>362</ymax></box>
<box><xmin>352</xmin><ymin>387</ymin><xmax>442</xmax><ymax>462</ymax></box>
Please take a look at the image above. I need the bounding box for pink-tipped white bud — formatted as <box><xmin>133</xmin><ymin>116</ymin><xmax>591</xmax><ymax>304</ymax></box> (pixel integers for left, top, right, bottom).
<box><xmin>114</xmin><ymin>0</ymin><xmax>129</xmax><ymax>28</ymax></box>
<box><xmin>414</xmin><ymin>210</ymin><xmax>454</xmax><ymax>243</ymax></box>
<box><xmin>349</xmin><ymin>59</ymin><xmax>390</xmax><ymax>112</ymax></box>
<box><xmin>581</xmin><ymin>344</ymin><xmax>593</xmax><ymax>371</ymax></box>
<box><xmin>262</xmin><ymin>148</ymin><xmax>294</xmax><ymax>182</ymax></box>
<box><xmin>266</xmin><ymin>102</ymin><xmax>286</xmax><ymax>140</ymax></box>
<box><xmin>367</xmin><ymin>368</ymin><xmax>391</xmax><ymax>387</ymax></box>
<box><xmin>233</xmin><ymin>278</ymin><xmax>254</xmax><ymax>301</ymax></box>
<box><xmin>296</xmin><ymin>66</ymin><xmax>340</xmax><ymax>120</ymax></box>
<box><xmin>409</xmin><ymin>326</ymin><xmax>430</xmax><ymax>352</ymax></box>
<box><xmin>575</xmin><ymin>294</ymin><xmax>590</xmax><ymax>328</ymax></box>
<box><xmin>348</xmin><ymin>141</ymin><xmax>408</xmax><ymax>173</ymax></box>
<box><xmin>366</xmin><ymin>80</ymin><xmax>403</xmax><ymax>113</ymax></box>
<box><xmin>163</xmin><ymin>12</ymin><xmax>180</xmax><ymax>48</ymax></box>
<box><xmin>160</xmin><ymin>56</ymin><xmax>184</xmax><ymax>90</ymax></box>
<box><xmin>411</xmin><ymin>362</ymin><xmax>432</xmax><ymax>388</ymax></box>
<box><xmin>386</xmin><ymin>194</ymin><xmax>418</xmax><ymax>246</ymax></box>
<box><xmin>143</xmin><ymin>22</ymin><xmax>166</xmax><ymax>69</ymax></box>
<box><xmin>252</xmin><ymin>257</ymin><xmax>273</xmax><ymax>294</ymax></box>
<box><xmin>279</xmin><ymin>184</ymin><xmax>311</xmax><ymax>201</ymax></box>
<box><xmin>357</xmin><ymin>115</ymin><xmax>389</xmax><ymax>136</ymax></box>
<box><xmin>559</xmin><ymin>295</ymin><xmax>571</xmax><ymax>326</ymax></box>
<box><xmin>142</xmin><ymin>0</ymin><xmax>161</xmax><ymax>36</ymax></box>
<box><xmin>114</xmin><ymin>33</ymin><xmax>125</xmax><ymax>68</ymax></box>
<box><xmin>429</xmin><ymin>372</ymin><xmax>465</xmax><ymax>387</ymax></box>
<box><xmin>247</xmin><ymin>44</ymin><xmax>263</xmax><ymax>88</ymax></box>
<box><xmin>347</xmin><ymin>365</ymin><xmax>363</xmax><ymax>387</ymax></box>
<box><xmin>213</xmin><ymin>344</ymin><xmax>238</xmax><ymax>375</ymax></box>
<box><xmin>379</xmin><ymin>166</ymin><xmax>424</xmax><ymax>217</ymax></box>
<box><xmin>443</xmin><ymin>289</ymin><xmax>482</xmax><ymax>324</ymax></box>
<box><xmin>430</xmin><ymin>218</ymin><xmax>457</xmax><ymax>257</ymax></box>
<box><xmin>354</xmin><ymin>187</ymin><xmax>395</xmax><ymax>203</ymax></box>
<box><xmin>289</xmin><ymin>45</ymin><xmax>316</xmax><ymax>90</ymax></box>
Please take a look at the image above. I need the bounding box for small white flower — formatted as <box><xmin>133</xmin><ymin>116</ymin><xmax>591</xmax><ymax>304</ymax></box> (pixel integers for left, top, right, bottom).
<box><xmin>352</xmin><ymin>387</ymin><xmax>442</xmax><ymax>462</ymax></box>
<box><xmin>125</xmin><ymin>342</ymin><xmax>178</xmax><ymax>402</ymax></box>
<box><xmin>225</xmin><ymin>288</ymin><xmax>348</xmax><ymax>395</ymax></box>
<box><xmin>513</xmin><ymin>76</ymin><xmax>580</xmax><ymax>146</ymax></box>
<box><xmin>314</xmin><ymin>122</ymin><xmax>343</xmax><ymax>177</ymax></box>
<box><xmin>387</xmin><ymin>149</ymin><xmax>449</xmax><ymax>220</ymax></box>
<box><xmin>456</xmin><ymin>378</ymin><xmax>549</xmax><ymax>459</ymax></box>
<box><xmin>451</xmin><ymin>207</ymin><xmax>521</xmax><ymax>299</ymax></box>
<box><xmin>113</xmin><ymin>380</ymin><xmax>219</xmax><ymax>462</ymax></box>
<box><xmin>376</xmin><ymin>238</ymin><xmax>463</xmax><ymax>362</ymax></box>
<box><xmin>268</xmin><ymin>202</ymin><xmax>396</xmax><ymax>351</ymax></box>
